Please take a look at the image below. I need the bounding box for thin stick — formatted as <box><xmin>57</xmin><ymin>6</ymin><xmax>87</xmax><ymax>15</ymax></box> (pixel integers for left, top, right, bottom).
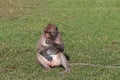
<box><xmin>70</xmin><ymin>63</ymin><xmax>120</xmax><ymax>69</ymax></box>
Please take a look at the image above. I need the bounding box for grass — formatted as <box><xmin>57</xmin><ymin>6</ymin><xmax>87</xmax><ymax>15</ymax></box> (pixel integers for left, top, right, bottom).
<box><xmin>0</xmin><ymin>0</ymin><xmax>120</xmax><ymax>80</ymax></box>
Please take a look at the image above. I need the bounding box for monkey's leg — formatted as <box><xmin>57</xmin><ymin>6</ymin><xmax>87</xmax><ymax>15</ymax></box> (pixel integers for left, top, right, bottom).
<box><xmin>36</xmin><ymin>53</ymin><xmax>51</xmax><ymax>71</ymax></box>
<box><xmin>59</xmin><ymin>53</ymin><xmax>70</xmax><ymax>73</ymax></box>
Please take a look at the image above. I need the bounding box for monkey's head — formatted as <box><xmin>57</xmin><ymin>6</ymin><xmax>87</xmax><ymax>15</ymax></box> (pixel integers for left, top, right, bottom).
<box><xmin>44</xmin><ymin>24</ymin><xmax>58</xmax><ymax>40</ymax></box>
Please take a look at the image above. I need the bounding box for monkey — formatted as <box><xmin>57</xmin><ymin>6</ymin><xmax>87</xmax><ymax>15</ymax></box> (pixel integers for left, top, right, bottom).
<box><xmin>36</xmin><ymin>23</ymin><xmax>70</xmax><ymax>73</ymax></box>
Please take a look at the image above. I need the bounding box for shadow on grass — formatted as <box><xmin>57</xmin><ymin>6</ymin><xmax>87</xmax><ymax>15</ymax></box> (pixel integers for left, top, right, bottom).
<box><xmin>64</xmin><ymin>53</ymin><xmax>70</xmax><ymax>61</ymax></box>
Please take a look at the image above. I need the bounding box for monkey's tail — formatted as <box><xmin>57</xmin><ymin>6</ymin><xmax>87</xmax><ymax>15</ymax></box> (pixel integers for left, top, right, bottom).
<box><xmin>70</xmin><ymin>62</ymin><xmax>120</xmax><ymax>69</ymax></box>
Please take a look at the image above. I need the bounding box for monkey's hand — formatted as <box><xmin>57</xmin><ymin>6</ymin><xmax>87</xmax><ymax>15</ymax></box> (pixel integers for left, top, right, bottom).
<box><xmin>37</xmin><ymin>46</ymin><xmax>49</xmax><ymax>53</ymax></box>
<box><xmin>53</xmin><ymin>43</ymin><xmax>64</xmax><ymax>52</ymax></box>
<box><xmin>44</xmin><ymin>46</ymin><xmax>49</xmax><ymax>51</ymax></box>
<box><xmin>46</xmin><ymin>39</ymin><xmax>54</xmax><ymax>46</ymax></box>
<box><xmin>37</xmin><ymin>48</ymin><xmax>43</xmax><ymax>53</ymax></box>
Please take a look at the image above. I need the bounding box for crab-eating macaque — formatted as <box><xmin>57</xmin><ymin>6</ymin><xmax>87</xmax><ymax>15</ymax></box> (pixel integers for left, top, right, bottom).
<box><xmin>36</xmin><ymin>24</ymin><xmax>70</xmax><ymax>73</ymax></box>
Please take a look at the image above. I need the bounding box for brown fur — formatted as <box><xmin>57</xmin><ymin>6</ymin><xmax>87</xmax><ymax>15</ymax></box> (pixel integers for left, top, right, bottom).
<box><xmin>36</xmin><ymin>24</ymin><xmax>70</xmax><ymax>73</ymax></box>
<box><xmin>44</xmin><ymin>24</ymin><xmax>57</xmax><ymax>32</ymax></box>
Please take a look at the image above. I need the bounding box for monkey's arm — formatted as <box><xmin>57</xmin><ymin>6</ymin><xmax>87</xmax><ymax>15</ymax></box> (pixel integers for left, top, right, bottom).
<box><xmin>53</xmin><ymin>43</ymin><xmax>64</xmax><ymax>52</ymax></box>
<box><xmin>37</xmin><ymin>48</ymin><xmax>53</xmax><ymax>61</ymax></box>
<box><xmin>54</xmin><ymin>33</ymin><xmax>64</xmax><ymax>52</ymax></box>
<box><xmin>46</xmin><ymin>38</ymin><xmax>64</xmax><ymax>52</ymax></box>
<box><xmin>36</xmin><ymin>34</ymin><xmax>50</xmax><ymax>53</ymax></box>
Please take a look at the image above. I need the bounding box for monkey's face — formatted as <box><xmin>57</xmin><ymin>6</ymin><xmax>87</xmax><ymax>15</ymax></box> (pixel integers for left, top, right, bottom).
<box><xmin>44</xmin><ymin>31</ymin><xmax>58</xmax><ymax>39</ymax></box>
<box><xmin>44</xmin><ymin>24</ymin><xmax>58</xmax><ymax>40</ymax></box>
<box><xmin>44</xmin><ymin>32</ymin><xmax>51</xmax><ymax>39</ymax></box>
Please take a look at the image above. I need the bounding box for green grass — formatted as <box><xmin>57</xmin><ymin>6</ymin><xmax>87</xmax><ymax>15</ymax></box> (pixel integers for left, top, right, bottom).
<box><xmin>0</xmin><ymin>0</ymin><xmax>120</xmax><ymax>80</ymax></box>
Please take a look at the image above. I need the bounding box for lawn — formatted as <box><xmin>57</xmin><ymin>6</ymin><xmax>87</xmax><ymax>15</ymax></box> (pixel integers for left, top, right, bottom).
<box><xmin>0</xmin><ymin>0</ymin><xmax>120</xmax><ymax>80</ymax></box>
